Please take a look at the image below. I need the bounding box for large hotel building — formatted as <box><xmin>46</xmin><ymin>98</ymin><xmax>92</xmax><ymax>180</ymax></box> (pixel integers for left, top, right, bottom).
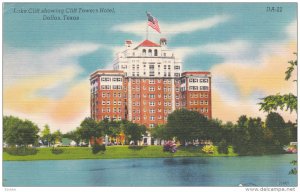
<box><xmin>90</xmin><ymin>38</ymin><xmax>212</xmax><ymax>143</ymax></box>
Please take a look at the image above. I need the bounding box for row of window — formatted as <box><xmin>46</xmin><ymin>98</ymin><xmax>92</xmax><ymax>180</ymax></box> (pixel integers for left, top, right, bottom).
<box><xmin>188</xmin><ymin>86</ymin><xmax>209</xmax><ymax>91</ymax></box>
<box><xmin>101</xmin><ymin>108</ymin><xmax>122</xmax><ymax>113</ymax></box>
<box><xmin>190</xmin><ymin>100</ymin><xmax>209</xmax><ymax>105</ymax></box>
<box><xmin>131</xmin><ymin>72</ymin><xmax>179</xmax><ymax>77</ymax></box>
<box><xmin>101</xmin><ymin>85</ymin><xmax>123</xmax><ymax>90</ymax></box>
<box><xmin>100</xmin><ymin>77</ymin><xmax>123</xmax><ymax>82</ymax></box>
<box><xmin>190</xmin><ymin>93</ymin><xmax>209</xmax><ymax>98</ymax></box>
<box><xmin>132</xmin><ymin>79</ymin><xmax>178</xmax><ymax>84</ymax></box>
<box><xmin>102</xmin><ymin>101</ymin><xmax>122</xmax><ymax>105</ymax></box>
<box><xmin>132</xmin><ymin>108</ymin><xmax>174</xmax><ymax>114</ymax></box>
<box><xmin>132</xmin><ymin>115</ymin><xmax>170</xmax><ymax>121</ymax></box>
<box><xmin>102</xmin><ymin>116</ymin><xmax>122</xmax><ymax>121</ymax></box>
<box><xmin>189</xmin><ymin>78</ymin><xmax>209</xmax><ymax>83</ymax></box>
<box><xmin>102</xmin><ymin>92</ymin><xmax>122</xmax><ymax>98</ymax></box>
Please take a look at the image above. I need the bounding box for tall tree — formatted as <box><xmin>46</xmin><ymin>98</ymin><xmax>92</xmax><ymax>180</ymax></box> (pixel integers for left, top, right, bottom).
<box><xmin>123</xmin><ymin>122</ymin><xmax>146</xmax><ymax>145</ymax></box>
<box><xmin>78</xmin><ymin>117</ymin><xmax>102</xmax><ymax>144</ymax></box>
<box><xmin>166</xmin><ymin>109</ymin><xmax>209</xmax><ymax>145</ymax></box>
<box><xmin>3</xmin><ymin>116</ymin><xmax>40</xmax><ymax>147</ymax></box>
<box><xmin>41</xmin><ymin>124</ymin><xmax>51</xmax><ymax>146</ymax></box>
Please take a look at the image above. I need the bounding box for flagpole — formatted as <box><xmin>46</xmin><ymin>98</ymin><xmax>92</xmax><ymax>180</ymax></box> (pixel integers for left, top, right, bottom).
<box><xmin>146</xmin><ymin>21</ymin><xmax>148</xmax><ymax>40</ymax></box>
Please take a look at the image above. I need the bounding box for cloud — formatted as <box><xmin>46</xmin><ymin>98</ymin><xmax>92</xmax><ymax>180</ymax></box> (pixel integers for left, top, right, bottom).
<box><xmin>210</xmin><ymin>32</ymin><xmax>297</xmax><ymax>123</ymax></box>
<box><xmin>174</xmin><ymin>40</ymin><xmax>252</xmax><ymax>62</ymax></box>
<box><xmin>3</xmin><ymin>43</ymin><xmax>101</xmax><ymax>132</ymax></box>
<box><xmin>286</xmin><ymin>20</ymin><xmax>297</xmax><ymax>40</ymax></box>
<box><xmin>112</xmin><ymin>15</ymin><xmax>231</xmax><ymax>39</ymax></box>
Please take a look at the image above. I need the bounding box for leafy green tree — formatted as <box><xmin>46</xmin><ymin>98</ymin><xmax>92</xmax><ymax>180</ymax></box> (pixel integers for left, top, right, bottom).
<box><xmin>52</xmin><ymin>130</ymin><xmax>63</xmax><ymax>144</ymax></box>
<box><xmin>259</xmin><ymin>54</ymin><xmax>297</xmax><ymax>113</ymax></box>
<box><xmin>265</xmin><ymin>112</ymin><xmax>289</xmax><ymax>148</ymax></box>
<box><xmin>64</xmin><ymin>127</ymin><xmax>81</xmax><ymax>146</ymax></box>
<box><xmin>150</xmin><ymin>124</ymin><xmax>171</xmax><ymax>143</ymax></box>
<box><xmin>166</xmin><ymin>109</ymin><xmax>209</xmax><ymax>145</ymax></box>
<box><xmin>123</xmin><ymin>122</ymin><xmax>146</xmax><ymax>145</ymax></box>
<box><xmin>41</xmin><ymin>124</ymin><xmax>52</xmax><ymax>146</ymax></box>
<box><xmin>78</xmin><ymin>117</ymin><xmax>102</xmax><ymax>145</ymax></box>
<box><xmin>3</xmin><ymin>116</ymin><xmax>40</xmax><ymax>147</ymax></box>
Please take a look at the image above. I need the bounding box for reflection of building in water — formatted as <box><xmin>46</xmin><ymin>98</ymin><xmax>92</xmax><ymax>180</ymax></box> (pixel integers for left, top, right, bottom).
<box><xmin>90</xmin><ymin>38</ymin><xmax>212</xmax><ymax>145</ymax></box>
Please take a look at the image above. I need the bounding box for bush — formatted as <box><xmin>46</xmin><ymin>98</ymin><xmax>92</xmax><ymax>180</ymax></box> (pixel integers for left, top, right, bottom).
<box><xmin>92</xmin><ymin>144</ymin><xmax>106</xmax><ymax>154</ymax></box>
<box><xmin>217</xmin><ymin>140</ymin><xmax>229</xmax><ymax>154</ymax></box>
<box><xmin>4</xmin><ymin>147</ymin><xmax>38</xmax><ymax>156</ymax></box>
<box><xmin>51</xmin><ymin>148</ymin><xmax>64</xmax><ymax>154</ymax></box>
<box><xmin>202</xmin><ymin>145</ymin><xmax>214</xmax><ymax>154</ymax></box>
<box><xmin>163</xmin><ymin>141</ymin><xmax>177</xmax><ymax>153</ymax></box>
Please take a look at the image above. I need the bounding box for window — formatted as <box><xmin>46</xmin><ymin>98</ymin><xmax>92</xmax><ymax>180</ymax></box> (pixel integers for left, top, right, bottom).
<box><xmin>149</xmin><ymin>94</ymin><xmax>155</xmax><ymax>99</ymax></box>
<box><xmin>102</xmin><ymin>108</ymin><xmax>106</xmax><ymax>112</ymax></box>
<box><xmin>102</xmin><ymin>101</ymin><xmax>106</xmax><ymax>105</ymax></box>
<box><xmin>150</xmin><ymin>116</ymin><xmax>155</xmax><ymax>121</ymax></box>
<box><xmin>102</xmin><ymin>93</ymin><xmax>106</xmax><ymax>97</ymax></box>
<box><xmin>113</xmin><ymin>100</ymin><xmax>117</xmax><ymax>105</ymax></box>
<box><xmin>149</xmin><ymin>79</ymin><xmax>155</xmax><ymax>84</ymax></box>
<box><xmin>149</xmin><ymin>87</ymin><xmax>155</xmax><ymax>91</ymax></box>
<box><xmin>154</xmin><ymin>49</ymin><xmax>158</xmax><ymax>56</ymax></box>
<box><xmin>205</xmin><ymin>108</ymin><xmax>208</xmax><ymax>112</ymax></box>
<box><xmin>118</xmin><ymin>108</ymin><xmax>121</xmax><ymax>112</ymax></box>
<box><xmin>148</xmin><ymin>49</ymin><xmax>152</xmax><ymax>56</ymax></box>
<box><xmin>118</xmin><ymin>93</ymin><xmax>122</xmax><ymax>97</ymax></box>
<box><xmin>113</xmin><ymin>93</ymin><xmax>117</xmax><ymax>97</ymax></box>
<box><xmin>174</xmin><ymin>65</ymin><xmax>180</xmax><ymax>70</ymax></box>
<box><xmin>107</xmin><ymin>108</ymin><xmax>110</xmax><ymax>112</ymax></box>
<box><xmin>150</xmin><ymin>124</ymin><xmax>155</xmax><ymax>128</ymax></box>
<box><xmin>150</xmin><ymin>109</ymin><xmax>155</xmax><ymax>113</ymax></box>
<box><xmin>107</xmin><ymin>101</ymin><xmax>110</xmax><ymax>105</ymax></box>
<box><xmin>205</xmin><ymin>100</ymin><xmax>208</xmax><ymax>105</ymax></box>
<box><xmin>142</xmin><ymin>49</ymin><xmax>146</xmax><ymax>56</ymax></box>
<box><xmin>149</xmin><ymin>101</ymin><xmax>155</xmax><ymax>106</ymax></box>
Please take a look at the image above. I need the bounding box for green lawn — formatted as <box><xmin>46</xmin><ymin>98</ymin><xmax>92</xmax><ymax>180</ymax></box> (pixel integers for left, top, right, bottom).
<box><xmin>3</xmin><ymin>145</ymin><xmax>237</xmax><ymax>161</ymax></box>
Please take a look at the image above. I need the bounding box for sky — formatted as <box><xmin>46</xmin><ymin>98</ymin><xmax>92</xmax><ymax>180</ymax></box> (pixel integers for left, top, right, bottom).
<box><xmin>3</xmin><ymin>3</ymin><xmax>297</xmax><ymax>133</ymax></box>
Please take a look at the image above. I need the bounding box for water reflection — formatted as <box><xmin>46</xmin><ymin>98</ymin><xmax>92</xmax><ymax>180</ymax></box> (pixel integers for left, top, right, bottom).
<box><xmin>163</xmin><ymin>157</ymin><xmax>208</xmax><ymax>166</ymax></box>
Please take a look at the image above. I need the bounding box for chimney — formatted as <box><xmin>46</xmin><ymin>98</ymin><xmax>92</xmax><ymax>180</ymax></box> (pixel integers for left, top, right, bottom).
<box><xmin>160</xmin><ymin>38</ymin><xmax>167</xmax><ymax>46</ymax></box>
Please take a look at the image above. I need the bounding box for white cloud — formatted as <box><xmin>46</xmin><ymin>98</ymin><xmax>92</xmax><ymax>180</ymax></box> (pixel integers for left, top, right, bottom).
<box><xmin>286</xmin><ymin>20</ymin><xmax>297</xmax><ymax>40</ymax></box>
<box><xmin>3</xmin><ymin>43</ymin><xmax>102</xmax><ymax>132</ymax></box>
<box><xmin>112</xmin><ymin>15</ymin><xmax>231</xmax><ymax>39</ymax></box>
<box><xmin>3</xmin><ymin>43</ymin><xmax>102</xmax><ymax>87</ymax></box>
<box><xmin>174</xmin><ymin>39</ymin><xmax>252</xmax><ymax>63</ymax></box>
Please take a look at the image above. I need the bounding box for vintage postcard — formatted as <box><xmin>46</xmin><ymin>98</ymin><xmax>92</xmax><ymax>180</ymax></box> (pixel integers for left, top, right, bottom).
<box><xmin>2</xmin><ymin>2</ymin><xmax>298</xmax><ymax>191</ymax></box>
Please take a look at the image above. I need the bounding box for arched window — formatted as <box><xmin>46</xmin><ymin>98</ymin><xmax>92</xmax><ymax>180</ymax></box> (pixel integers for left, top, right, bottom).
<box><xmin>154</xmin><ymin>49</ymin><xmax>158</xmax><ymax>56</ymax></box>
<box><xmin>142</xmin><ymin>49</ymin><xmax>146</xmax><ymax>56</ymax></box>
<box><xmin>148</xmin><ymin>49</ymin><xmax>152</xmax><ymax>56</ymax></box>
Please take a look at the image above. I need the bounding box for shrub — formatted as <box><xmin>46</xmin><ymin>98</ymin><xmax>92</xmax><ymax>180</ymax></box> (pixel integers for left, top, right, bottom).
<box><xmin>4</xmin><ymin>147</ymin><xmax>38</xmax><ymax>156</ymax></box>
<box><xmin>217</xmin><ymin>140</ymin><xmax>229</xmax><ymax>154</ymax></box>
<box><xmin>202</xmin><ymin>145</ymin><xmax>214</xmax><ymax>154</ymax></box>
<box><xmin>163</xmin><ymin>141</ymin><xmax>177</xmax><ymax>153</ymax></box>
<box><xmin>92</xmin><ymin>144</ymin><xmax>106</xmax><ymax>154</ymax></box>
<box><xmin>51</xmin><ymin>148</ymin><xmax>64</xmax><ymax>154</ymax></box>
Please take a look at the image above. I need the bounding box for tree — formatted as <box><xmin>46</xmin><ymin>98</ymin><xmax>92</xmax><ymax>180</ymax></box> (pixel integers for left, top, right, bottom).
<box><xmin>52</xmin><ymin>130</ymin><xmax>63</xmax><ymax>144</ymax></box>
<box><xmin>150</xmin><ymin>124</ymin><xmax>171</xmax><ymax>142</ymax></box>
<box><xmin>123</xmin><ymin>122</ymin><xmax>146</xmax><ymax>145</ymax></box>
<box><xmin>259</xmin><ymin>53</ymin><xmax>297</xmax><ymax>113</ymax></box>
<box><xmin>64</xmin><ymin>128</ymin><xmax>81</xmax><ymax>146</ymax></box>
<box><xmin>265</xmin><ymin>112</ymin><xmax>289</xmax><ymax>147</ymax></box>
<box><xmin>78</xmin><ymin>117</ymin><xmax>102</xmax><ymax>145</ymax></box>
<box><xmin>3</xmin><ymin>116</ymin><xmax>40</xmax><ymax>147</ymax></box>
<box><xmin>166</xmin><ymin>109</ymin><xmax>209</xmax><ymax>145</ymax></box>
<box><xmin>41</xmin><ymin>124</ymin><xmax>51</xmax><ymax>146</ymax></box>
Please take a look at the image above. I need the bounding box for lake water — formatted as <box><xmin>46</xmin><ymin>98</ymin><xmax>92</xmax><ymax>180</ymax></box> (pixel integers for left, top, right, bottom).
<box><xmin>3</xmin><ymin>154</ymin><xmax>297</xmax><ymax>187</ymax></box>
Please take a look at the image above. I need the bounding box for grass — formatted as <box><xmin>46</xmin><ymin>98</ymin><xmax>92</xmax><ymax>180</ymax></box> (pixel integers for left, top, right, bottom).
<box><xmin>3</xmin><ymin>145</ymin><xmax>238</xmax><ymax>161</ymax></box>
